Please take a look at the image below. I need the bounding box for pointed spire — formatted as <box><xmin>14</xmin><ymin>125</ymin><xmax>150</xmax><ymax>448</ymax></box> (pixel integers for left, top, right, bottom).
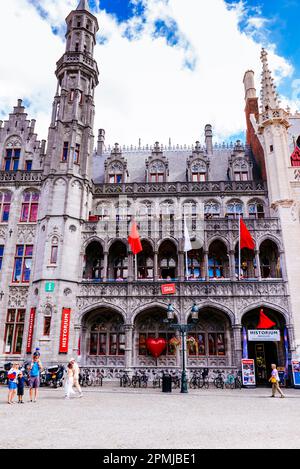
<box><xmin>260</xmin><ymin>48</ymin><xmax>280</xmax><ymax>111</ymax></box>
<box><xmin>76</xmin><ymin>0</ymin><xmax>90</xmax><ymax>12</ymax></box>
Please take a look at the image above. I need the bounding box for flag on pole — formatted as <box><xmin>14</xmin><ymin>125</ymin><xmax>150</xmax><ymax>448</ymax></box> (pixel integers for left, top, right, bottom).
<box><xmin>183</xmin><ymin>219</ymin><xmax>192</xmax><ymax>252</ymax></box>
<box><xmin>257</xmin><ymin>309</ymin><xmax>276</xmax><ymax>329</ymax></box>
<box><xmin>128</xmin><ymin>221</ymin><xmax>142</xmax><ymax>255</ymax></box>
<box><xmin>240</xmin><ymin>218</ymin><xmax>255</xmax><ymax>250</ymax></box>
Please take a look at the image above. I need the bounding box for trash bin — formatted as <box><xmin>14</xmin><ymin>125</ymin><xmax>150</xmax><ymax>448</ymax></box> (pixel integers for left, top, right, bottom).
<box><xmin>162</xmin><ymin>374</ymin><xmax>172</xmax><ymax>393</ymax></box>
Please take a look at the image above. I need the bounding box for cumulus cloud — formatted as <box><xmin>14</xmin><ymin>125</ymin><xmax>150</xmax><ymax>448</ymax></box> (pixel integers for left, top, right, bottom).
<box><xmin>0</xmin><ymin>0</ymin><xmax>296</xmax><ymax>147</ymax></box>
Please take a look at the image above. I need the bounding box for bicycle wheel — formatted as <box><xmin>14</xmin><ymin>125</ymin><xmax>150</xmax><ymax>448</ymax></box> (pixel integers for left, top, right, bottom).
<box><xmin>214</xmin><ymin>377</ymin><xmax>224</xmax><ymax>389</ymax></box>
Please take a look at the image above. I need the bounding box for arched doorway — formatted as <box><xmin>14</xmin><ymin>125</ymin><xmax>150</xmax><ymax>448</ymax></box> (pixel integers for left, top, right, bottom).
<box><xmin>134</xmin><ymin>308</ymin><xmax>178</xmax><ymax>367</ymax></box>
<box><xmin>81</xmin><ymin>309</ymin><xmax>125</xmax><ymax>367</ymax></box>
<box><xmin>242</xmin><ymin>307</ymin><xmax>287</xmax><ymax>385</ymax></box>
<box><xmin>259</xmin><ymin>240</ymin><xmax>281</xmax><ymax>279</ymax></box>
<box><xmin>208</xmin><ymin>240</ymin><xmax>230</xmax><ymax>279</ymax></box>
<box><xmin>187</xmin><ymin>307</ymin><xmax>233</xmax><ymax>368</ymax></box>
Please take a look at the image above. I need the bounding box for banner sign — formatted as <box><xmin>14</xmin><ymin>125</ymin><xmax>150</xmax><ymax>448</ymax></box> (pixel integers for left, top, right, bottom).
<box><xmin>59</xmin><ymin>308</ymin><xmax>71</xmax><ymax>353</ymax></box>
<box><xmin>248</xmin><ymin>330</ymin><xmax>280</xmax><ymax>342</ymax></box>
<box><xmin>241</xmin><ymin>359</ymin><xmax>256</xmax><ymax>386</ymax></box>
<box><xmin>291</xmin><ymin>361</ymin><xmax>300</xmax><ymax>388</ymax></box>
<box><xmin>26</xmin><ymin>307</ymin><xmax>36</xmax><ymax>354</ymax></box>
<box><xmin>161</xmin><ymin>284</ymin><xmax>176</xmax><ymax>295</ymax></box>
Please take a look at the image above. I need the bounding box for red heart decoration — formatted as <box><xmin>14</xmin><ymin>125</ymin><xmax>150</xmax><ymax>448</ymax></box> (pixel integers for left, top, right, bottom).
<box><xmin>146</xmin><ymin>338</ymin><xmax>167</xmax><ymax>358</ymax></box>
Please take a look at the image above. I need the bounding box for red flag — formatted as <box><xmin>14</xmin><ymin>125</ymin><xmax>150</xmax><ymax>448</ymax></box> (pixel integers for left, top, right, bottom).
<box><xmin>240</xmin><ymin>218</ymin><xmax>255</xmax><ymax>250</ymax></box>
<box><xmin>291</xmin><ymin>146</ymin><xmax>300</xmax><ymax>167</ymax></box>
<box><xmin>128</xmin><ymin>221</ymin><xmax>142</xmax><ymax>255</ymax></box>
<box><xmin>257</xmin><ymin>309</ymin><xmax>276</xmax><ymax>329</ymax></box>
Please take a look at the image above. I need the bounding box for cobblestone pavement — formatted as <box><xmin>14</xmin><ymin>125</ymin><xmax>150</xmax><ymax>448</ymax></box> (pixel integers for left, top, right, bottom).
<box><xmin>0</xmin><ymin>384</ymin><xmax>300</xmax><ymax>449</ymax></box>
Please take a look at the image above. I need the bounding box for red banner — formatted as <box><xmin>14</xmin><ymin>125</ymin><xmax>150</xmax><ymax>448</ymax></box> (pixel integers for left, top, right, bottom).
<box><xmin>161</xmin><ymin>284</ymin><xmax>176</xmax><ymax>295</ymax></box>
<box><xmin>26</xmin><ymin>308</ymin><xmax>36</xmax><ymax>354</ymax></box>
<box><xmin>59</xmin><ymin>308</ymin><xmax>71</xmax><ymax>353</ymax></box>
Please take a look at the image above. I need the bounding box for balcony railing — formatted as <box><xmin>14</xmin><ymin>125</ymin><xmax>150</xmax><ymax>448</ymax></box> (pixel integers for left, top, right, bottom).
<box><xmin>0</xmin><ymin>170</ymin><xmax>42</xmax><ymax>183</ymax></box>
<box><xmin>93</xmin><ymin>180</ymin><xmax>267</xmax><ymax>197</ymax></box>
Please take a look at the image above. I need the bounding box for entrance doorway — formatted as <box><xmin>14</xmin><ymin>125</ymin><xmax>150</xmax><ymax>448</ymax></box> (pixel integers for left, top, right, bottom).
<box><xmin>248</xmin><ymin>341</ymin><xmax>278</xmax><ymax>385</ymax></box>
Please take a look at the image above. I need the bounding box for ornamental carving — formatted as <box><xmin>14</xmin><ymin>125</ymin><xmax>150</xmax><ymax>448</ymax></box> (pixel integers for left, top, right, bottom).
<box><xmin>8</xmin><ymin>287</ymin><xmax>29</xmax><ymax>308</ymax></box>
<box><xmin>0</xmin><ymin>226</ymin><xmax>8</xmax><ymax>241</ymax></box>
<box><xmin>17</xmin><ymin>226</ymin><xmax>37</xmax><ymax>243</ymax></box>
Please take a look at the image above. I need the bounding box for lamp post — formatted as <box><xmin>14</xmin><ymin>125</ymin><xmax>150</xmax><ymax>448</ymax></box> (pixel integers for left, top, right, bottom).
<box><xmin>165</xmin><ymin>303</ymin><xmax>199</xmax><ymax>393</ymax></box>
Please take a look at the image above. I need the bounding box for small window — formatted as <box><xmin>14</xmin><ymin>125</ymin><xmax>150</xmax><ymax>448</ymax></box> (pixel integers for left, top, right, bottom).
<box><xmin>109</xmin><ymin>174</ymin><xmax>123</xmax><ymax>183</ymax></box>
<box><xmin>74</xmin><ymin>144</ymin><xmax>80</xmax><ymax>164</ymax></box>
<box><xmin>75</xmin><ymin>42</ymin><xmax>79</xmax><ymax>52</ymax></box>
<box><xmin>43</xmin><ymin>317</ymin><xmax>51</xmax><ymax>336</ymax></box>
<box><xmin>270</xmin><ymin>145</ymin><xmax>274</xmax><ymax>152</ymax></box>
<box><xmin>69</xmin><ymin>90</ymin><xmax>75</xmax><ymax>102</ymax></box>
<box><xmin>25</xmin><ymin>161</ymin><xmax>32</xmax><ymax>171</ymax></box>
<box><xmin>62</xmin><ymin>142</ymin><xmax>69</xmax><ymax>162</ymax></box>
<box><xmin>0</xmin><ymin>245</ymin><xmax>4</xmax><ymax>272</ymax></box>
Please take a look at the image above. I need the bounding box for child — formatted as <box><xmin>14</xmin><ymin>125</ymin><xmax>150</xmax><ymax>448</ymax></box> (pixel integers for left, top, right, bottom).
<box><xmin>7</xmin><ymin>363</ymin><xmax>20</xmax><ymax>404</ymax></box>
<box><xmin>17</xmin><ymin>371</ymin><xmax>25</xmax><ymax>404</ymax></box>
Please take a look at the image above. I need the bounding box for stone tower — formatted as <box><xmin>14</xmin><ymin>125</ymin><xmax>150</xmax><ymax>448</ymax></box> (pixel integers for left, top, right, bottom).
<box><xmin>257</xmin><ymin>49</ymin><xmax>299</xmax><ymax>357</ymax></box>
<box><xmin>29</xmin><ymin>0</ymin><xmax>99</xmax><ymax>361</ymax></box>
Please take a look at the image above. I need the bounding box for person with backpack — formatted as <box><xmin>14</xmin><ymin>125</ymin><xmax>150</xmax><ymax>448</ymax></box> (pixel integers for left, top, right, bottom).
<box><xmin>29</xmin><ymin>352</ymin><xmax>43</xmax><ymax>402</ymax></box>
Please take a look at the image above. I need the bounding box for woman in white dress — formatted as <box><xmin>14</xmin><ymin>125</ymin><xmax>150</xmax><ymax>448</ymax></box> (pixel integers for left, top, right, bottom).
<box><xmin>64</xmin><ymin>363</ymin><xmax>75</xmax><ymax>399</ymax></box>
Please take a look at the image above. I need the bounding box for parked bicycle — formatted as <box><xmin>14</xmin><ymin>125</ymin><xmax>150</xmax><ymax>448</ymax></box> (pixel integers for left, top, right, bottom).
<box><xmin>170</xmin><ymin>370</ymin><xmax>181</xmax><ymax>389</ymax></box>
<box><xmin>79</xmin><ymin>368</ymin><xmax>93</xmax><ymax>387</ymax></box>
<box><xmin>120</xmin><ymin>371</ymin><xmax>131</xmax><ymax>388</ymax></box>
<box><xmin>213</xmin><ymin>369</ymin><xmax>224</xmax><ymax>389</ymax></box>
<box><xmin>152</xmin><ymin>371</ymin><xmax>162</xmax><ymax>389</ymax></box>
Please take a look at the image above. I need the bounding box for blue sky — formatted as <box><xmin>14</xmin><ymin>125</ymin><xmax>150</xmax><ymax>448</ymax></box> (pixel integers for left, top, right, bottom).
<box><xmin>1</xmin><ymin>0</ymin><xmax>300</xmax><ymax>145</ymax></box>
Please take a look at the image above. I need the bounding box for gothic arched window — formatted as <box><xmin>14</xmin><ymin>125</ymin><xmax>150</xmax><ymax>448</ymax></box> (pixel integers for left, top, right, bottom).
<box><xmin>191</xmin><ymin>159</ymin><xmax>207</xmax><ymax>182</ymax></box>
<box><xmin>4</xmin><ymin>137</ymin><xmax>22</xmax><ymax>171</ymax></box>
<box><xmin>233</xmin><ymin>160</ymin><xmax>249</xmax><ymax>181</ymax></box>
<box><xmin>205</xmin><ymin>201</ymin><xmax>220</xmax><ymax>219</ymax></box>
<box><xmin>20</xmin><ymin>192</ymin><xmax>40</xmax><ymax>223</ymax></box>
<box><xmin>226</xmin><ymin>200</ymin><xmax>243</xmax><ymax>219</ymax></box>
<box><xmin>108</xmin><ymin>162</ymin><xmax>124</xmax><ymax>183</ymax></box>
<box><xmin>50</xmin><ymin>237</ymin><xmax>59</xmax><ymax>265</ymax></box>
<box><xmin>149</xmin><ymin>160</ymin><xmax>165</xmax><ymax>182</ymax></box>
<box><xmin>0</xmin><ymin>191</ymin><xmax>12</xmax><ymax>222</ymax></box>
<box><xmin>248</xmin><ymin>200</ymin><xmax>265</xmax><ymax>219</ymax></box>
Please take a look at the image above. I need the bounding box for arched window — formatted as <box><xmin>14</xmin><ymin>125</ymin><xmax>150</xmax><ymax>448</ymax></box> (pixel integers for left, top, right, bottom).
<box><xmin>89</xmin><ymin>314</ymin><xmax>125</xmax><ymax>356</ymax></box>
<box><xmin>191</xmin><ymin>159</ymin><xmax>207</xmax><ymax>182</ymax></box>
<box><xmin>96</xmin><ymin>202</ymin><xmax>110</xmax><ymax>220</ymax></box>
<box><xmin>149</xmin><ymin>160</ymin><xmax>165</xmax><ymax>182</ymax></box>
<box><xmin>20</xmin><ymin>192</ymin><xmax>39</xmax><ymax>223</ymax></box>
<box><xmin>158</xmin><ymin>240</ymin><xmax>178</xmax><ymax>280</ymax></box>
<box><xmin>50</xmin><ymin>237</ymin><xmax>59</xmax><ymax>265</ymax></box>
<box><xmin>0</xmin><ymin>192</ymin><xmax>12</xmax><ymax>222</ymax></box>
<box><xmin>4</xmin><ymin>137</ymin><xmax>21</xmax><ymax>171</ymax></box>
<box><xmin>137</xmin><ymin>201</ymin><xmax>152</xmax><ymax>236</ymax></box>
<box><xmin>248</xmin><ymin>201</ymin><xmax>265</xmax><ymax>219</ymax></box>
<box><xmin>137</xmin><ymin>241</ymin><xmax>154</xmax><ymax>280</ymax></box>
<box><xmin>226</xmin><ymin>200</ymin><xmax>243</xmax><ymax>219</ymax></box>
<box><xmin>108</xmin><ymin>241</ymin><xmax>128</xmax><ymax>281</ymax></box>
<box><xmin>205</xmin><ymin>201</ymin><xmax>220</xmax><ymax>219</ymax></box>
<box><xmin>183</xmin><ymin>201</ymin><xmax>197</xmax><ymax>230</ymax></box>
<box><xmin>187</xmin><ymin>249</ymin><xmax>204</xmax><ymax>280</ymax></box>
<box><xmin>208</xmin><ymin>240</ymin><xmax>229</xmax><ymax>279</ymax></box>
<box><xmin>108</xmin><ymin>162</ymin><xmax>124</xmax><ymax>183</ymax></box>
<box><xmin>83</xmin><ymin>241</ymin><xmax>104</xmax><ymax>280</ymax></box>
<box><xmin>259</xmin><ymin>240</ymin><xmax>281</xmax><ymax>279</ymax></box>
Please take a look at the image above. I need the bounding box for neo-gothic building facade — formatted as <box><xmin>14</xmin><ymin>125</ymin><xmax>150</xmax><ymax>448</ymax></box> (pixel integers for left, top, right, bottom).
<box><xmin>1</xmin><ymin>0</ymin><xmax>300</xmax><ymax>383</ymax></box>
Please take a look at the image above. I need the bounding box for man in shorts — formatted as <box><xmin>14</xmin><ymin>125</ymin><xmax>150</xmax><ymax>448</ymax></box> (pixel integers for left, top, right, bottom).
<box><xmin>29</xmin><ymin>352</ymin><xmax>43</xmax><ymax>402</ymax></box>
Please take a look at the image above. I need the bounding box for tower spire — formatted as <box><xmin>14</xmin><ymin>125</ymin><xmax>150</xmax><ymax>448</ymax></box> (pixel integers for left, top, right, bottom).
<box><xmin>260</xmin><ymin>48</ymin><xmax>280</xmax><ymax>111</ymax></box>
<box><xmin>77</xmin><ymin>0</ymin><xmax>90</xmax><ymax>11</ymax></box>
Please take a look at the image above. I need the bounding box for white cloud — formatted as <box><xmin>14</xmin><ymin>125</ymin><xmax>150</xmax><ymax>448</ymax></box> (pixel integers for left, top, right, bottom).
<box><xmin>0</xmin><ymin>0</ymin><xmax>295</xmax><ymax>147</ymax></box>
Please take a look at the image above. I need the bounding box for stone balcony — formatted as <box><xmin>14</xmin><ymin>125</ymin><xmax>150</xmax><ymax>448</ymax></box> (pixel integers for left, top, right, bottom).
<box><xmin>93</xmin><ymin>180</ymin><xmax>267</xmax><ymax>197</ymax></box>
<box><xmin>0</xmin><ymin>170</ymin><xmax>42</xmax><ymax>184</ymax></box>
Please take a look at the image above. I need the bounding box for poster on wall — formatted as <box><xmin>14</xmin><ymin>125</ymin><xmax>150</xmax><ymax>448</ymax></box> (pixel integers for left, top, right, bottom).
<box><xmin>241</xmin><ymin>359</ymin><xmax>256</xmax><ymax>387</ymax></box>
<box><xmin>26</xmin><ymin>308</ymin><xmax>36</xmax><ymax>354</ymax></box>
<box><xmin>291</xmin><ymin>361</ymin><xmax>300</xmax><ymax>388</ymax></box>
<box><xmin>59</xmin><ymin>308</ymin><xmax>71</xmax><ymax>353</ymax></box>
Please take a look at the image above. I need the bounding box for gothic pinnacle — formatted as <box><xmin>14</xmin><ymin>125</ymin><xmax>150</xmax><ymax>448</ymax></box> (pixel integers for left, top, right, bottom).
<box><xmin>260</xmin><ymin>48</ymin><xmax>280</xmax><ymax>111</ymax></box>
<box><xmin>77</xmin><ymin>0</ymin><xmax>90</xmax><ymax>11</ymax></box>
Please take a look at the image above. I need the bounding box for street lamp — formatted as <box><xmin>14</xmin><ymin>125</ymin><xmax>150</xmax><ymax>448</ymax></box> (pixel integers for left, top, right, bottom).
<box><xmin>165</xmin><ymin>303</ymin><xmax>199</xmax><ymax>393</ymax></box>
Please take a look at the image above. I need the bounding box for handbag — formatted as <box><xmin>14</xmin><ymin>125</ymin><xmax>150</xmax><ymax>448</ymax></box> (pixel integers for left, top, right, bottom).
<box><xmin>270</xmin><ymin>376</ymin><xmax>277</xmax><ymax>384</ymax></box>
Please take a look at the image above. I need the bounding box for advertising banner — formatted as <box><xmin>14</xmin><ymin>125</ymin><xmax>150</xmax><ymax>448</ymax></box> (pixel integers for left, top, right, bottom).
<box><xmin>248</xmin><ymin>329</ymin><xmax>280</xmax><ymax>342</ymax></box>
<box><xmin>291</xmin><ymin>361</ymin><xmax>300</xmax><ymax>388</ymax></box>
<box><xmin>241</xmin><ymin>359</ymin><xmax>256</xmax><ymax>386</ymax></box>
<box><xmin>161</xmin><ymin>284</ymin><xmax>176</xmax><ymax>295</ymax></box>
<box><xmin>59</xmin><ymin>308</ymin><xmax>71</xmax><ymax>353</ymax></box>
<box><xmin>26</xmin><ymin>308</ymin><xmax>36</xmax><ymax>354</ymax></box>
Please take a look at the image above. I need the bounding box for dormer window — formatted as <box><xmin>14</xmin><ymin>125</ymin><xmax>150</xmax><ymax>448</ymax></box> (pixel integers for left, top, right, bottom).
<box><xmin>4</xmin><ymin>138</ymin><xmax>22</xmax><ymax>171</ymax></box>
<box><xmin>149</xmin><ymin>160</ymin><xmax>165</xmax><ymax>182</ymax></box>
<box><xmin>109</xmin><ymin>174</ymin><xmax>122</xmax><ymax>183</ymax></box>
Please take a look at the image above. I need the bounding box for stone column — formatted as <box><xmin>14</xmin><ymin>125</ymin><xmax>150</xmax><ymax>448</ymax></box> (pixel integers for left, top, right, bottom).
<box><xmin>73</xmin><ymin>323</ymin><xmax>81</xmax><ymax>358</ymax></box>
<box><xmin>154</xmin><ymin>251</ymin><xmax>159</xmax><ymax>281</ymax></box>
<box><xmin>279</xmin><ymin>250</ymin><xmax>287</xmax><ymax>280</ymax></box>
<box><xmin>204</xmin><ymin>251</ymin><xmax>209</xmax><ymax>281</ymax></box>
<box><xmin>128</xmin><ymin>252</ymin><xmax>134</xmax><ymax>282</ymax></box>
<box><xmin>178</xmin><ymin>250</ymin><xmax>185</xmax><ymax>281</ymax></box>
<box><xmin>124</xmin><ymin>324</ymin><xmax>134</xmax><ymax>371</ymax></box>
<box><xmin>229</xmin><ymin>250</ymin><xmax>236</xmax><ymax>281</ymax></box>
<box><xmin>255</xmin><ymin>249</ymin><xmax>261</xmax><ymax>280</ymax></box>
<box><xmin>232</xmin><ymin>324</ymin><xmax>242</xmax><ymax>367</ymax></box>
<box><xmin>81</xmin><ymin>326</ymin><xmax>88</xmax><ymax>366</ymax></box>
<box><xmin>103</xmin><ymin>251</ymin><xmax>108</xmax><ymax>282</ymax></box>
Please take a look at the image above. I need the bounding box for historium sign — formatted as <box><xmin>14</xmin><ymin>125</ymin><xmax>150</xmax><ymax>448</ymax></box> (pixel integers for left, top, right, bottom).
<box><xmin>248</xmin><ymin>330</ymin><xmax>280</xmax><ymax>342</ymax></box>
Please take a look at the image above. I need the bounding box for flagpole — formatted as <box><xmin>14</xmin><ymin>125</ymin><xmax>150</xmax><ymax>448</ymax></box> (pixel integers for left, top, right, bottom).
<box><xmin>135</xmin><ymin>254</ymin><xmax>137</xmax><ymax>281</ymax></box>
<box><xmin>238</xmin><ymin>212</ymin><xmax>241</xmax><ymax>281</ymax></box>
<box><xmin>185</xmin><ymin>250</ymin><xmax>189</xmax><ymax>281</ymax></box>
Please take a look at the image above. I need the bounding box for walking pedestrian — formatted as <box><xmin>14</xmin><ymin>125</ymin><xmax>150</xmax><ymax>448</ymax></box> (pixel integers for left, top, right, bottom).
<box><xmin>64</xmin><ymin>363</ymin><xmax>75</xmax><ymax>399</ymax></box>
<box><xmin>269</xmin><ymin>363</ymin><xmax>285</xmax><ymax>398</ymax></box>
<box><xmin>70</xmin><ymin>357</ymin><xmax>83</xmax><ymax>398</ymax></box>
<box><xmin>29</xmin><ymin>352</ymin><xmax>43</xmax><ymax>402</ymax></box>
<box><xmin>7</xmin><ymin>363</ymin><xmax>20</xmax><ymax>404</ymax></box>
<box><xmin>17</xmin><ymin>371</ymin><xmax>25</xmax><ymax>404</ymax></box>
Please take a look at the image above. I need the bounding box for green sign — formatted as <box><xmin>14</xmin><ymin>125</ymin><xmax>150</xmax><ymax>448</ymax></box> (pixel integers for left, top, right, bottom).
<box><xmin>45</xmin><ymin>282</ymin><xmax>55</xmax><ymax>293</ymax></box>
